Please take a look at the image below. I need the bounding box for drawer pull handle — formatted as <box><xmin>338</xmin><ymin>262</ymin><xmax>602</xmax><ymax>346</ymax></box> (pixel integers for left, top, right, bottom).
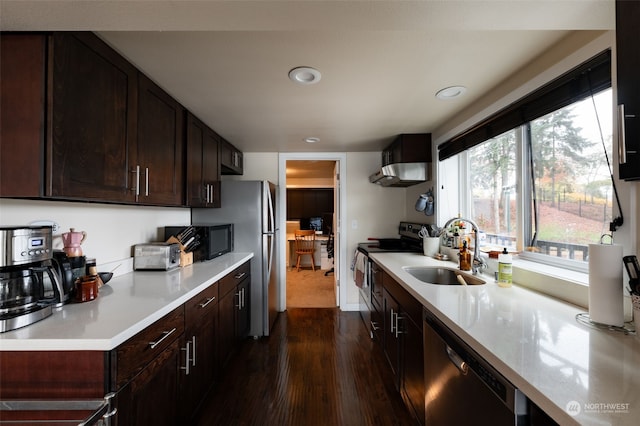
<box><xmin>149</xmin><ymin>327</ymin><xmax>177</xmax><ymax>349</ymax></box>
<box><xmin>234</xmin><ymin>272</ymin><xmax>246</xmax><ymax>280</ymax></box>
<box><xmin>198</xmin><ymin>296</ymin><xmax>216</xmax><ymax>308</ymax></box>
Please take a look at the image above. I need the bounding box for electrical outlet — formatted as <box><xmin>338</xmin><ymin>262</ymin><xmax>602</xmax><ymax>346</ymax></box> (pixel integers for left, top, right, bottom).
<box><xmin>351</xmin><ymin>219</ymin><xmax>358</xmax><ymax>229</ymax></box>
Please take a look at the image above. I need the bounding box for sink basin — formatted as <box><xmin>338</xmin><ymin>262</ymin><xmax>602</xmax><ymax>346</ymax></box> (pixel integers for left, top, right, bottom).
<box><xmin>402</xmin><ymin>266</ymin><xmax>486</xmax><ymax>285</ymax></box>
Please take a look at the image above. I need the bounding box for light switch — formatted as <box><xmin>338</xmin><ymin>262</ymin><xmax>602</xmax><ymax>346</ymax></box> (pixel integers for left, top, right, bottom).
<box><xmin>351</xmin><ymin>219</ymin><xmax>358</xmax><ymax>229</ymax></box>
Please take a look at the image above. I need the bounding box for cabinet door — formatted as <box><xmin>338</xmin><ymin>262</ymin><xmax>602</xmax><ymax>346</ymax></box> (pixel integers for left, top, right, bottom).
<box><xmin>202</xmin><ymin>129</ymin><xmax>221</xmax><ymax>207</ymax></box>
<box><xmin>181</xmin><ymin>285</ymin><xmax>219</xmax><ymax>420</ymax></box>
<box><xmin>115</xmin><ymin>339</ymin><xmax>180</xmax><ymax>426</ymax></box>
<box><xmin>186</xmin><ymin>113</ymin><xmax>220</xmax><ymax>207</ymax></box>
<box><xmin>382</xmin><ymin>134</ymin><xmax>432</xmax><ymax>165</ymax></box>
<box><xmin>383</xmin><ymin>288</ymin><xmax>401</xmax><ymax>386</ymax></box>
<box><xmin>0</xmin><ymin>34</ymin><xmax>47</xmax><ymax>198</ymax></box>
<box><xmin>49</xmin><ymin>32</ymin><xmax>138</xmax><ymax>202</ymax></box>
<box><xmin>616</xmin><ymin>0</ymin><xmax>640</xmax><ymax>180</ymax></box>
<box><xmin>402</xmin><ymin>316</ymin><xmax>425</xmax><ymax>425</ymax></box>
<box><xmin>220</xmin><ymin>138</ymin><xmax>243</xmax><ymax>175</ymax></box>
<box><xmin>136</xmin><ymin>73</ymin><xmax>184</xmax><ymax>205</ymax></box>
<box><xmin>218</xmin><ymin>288</ymin><xmax>236</xmax><ymax>368</ymax></box>
<box><xmin>235</xmin><ymin>276</ymin><xmax>251</xmax><ymax>341</ymax></box>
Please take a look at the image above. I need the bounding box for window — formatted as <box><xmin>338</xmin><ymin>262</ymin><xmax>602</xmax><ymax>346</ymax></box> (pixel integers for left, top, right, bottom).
<box><xmin>468</xmin><ymin>129</ymin><xmax>518</xmax><ymax>252</ymax></box>
<box><xmin>440</xmin><ymin>50</ymin><xmax>614</xmax><ymax>272</ymax></box>
<box><xmin>462</xmin><ymin>88</ymin><xmax>613</xmax><ymax>270</ymax></box>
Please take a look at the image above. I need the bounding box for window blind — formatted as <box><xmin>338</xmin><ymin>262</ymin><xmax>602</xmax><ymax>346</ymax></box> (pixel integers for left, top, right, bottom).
<box><xmin>438</xmin><ymin>49</ymin><xmax>612</xmax><ymax>161</ymax></box>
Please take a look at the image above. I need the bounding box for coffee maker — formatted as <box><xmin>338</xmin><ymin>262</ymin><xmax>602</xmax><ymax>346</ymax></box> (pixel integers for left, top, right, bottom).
<box><xmin>0</xmin><ymin>226</ymin><xmax>67</xmax><ymax>333</ymax></box>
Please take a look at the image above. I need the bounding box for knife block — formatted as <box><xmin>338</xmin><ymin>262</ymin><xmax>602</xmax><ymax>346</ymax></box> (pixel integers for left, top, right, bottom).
<box><xmin>166</xmin><ymin>236</ymin><xmax>193</xmax><ymax>267</ymax></box>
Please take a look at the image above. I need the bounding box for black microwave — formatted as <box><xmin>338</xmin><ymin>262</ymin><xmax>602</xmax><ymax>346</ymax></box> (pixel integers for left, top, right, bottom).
<box><xmin>164</xmin><ymin>224</ymin><xmax>233</xmax><ymax>261</ymax></box>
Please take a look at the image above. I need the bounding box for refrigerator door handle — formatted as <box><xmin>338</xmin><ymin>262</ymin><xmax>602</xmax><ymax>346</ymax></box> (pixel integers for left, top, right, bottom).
<box><xmin>265</xmin><ymin>185</ymin><xmax>276</xmax><ymax>232</ymax></box>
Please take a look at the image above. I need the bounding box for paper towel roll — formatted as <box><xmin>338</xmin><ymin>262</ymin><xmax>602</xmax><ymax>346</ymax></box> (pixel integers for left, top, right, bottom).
<box><xmin>588</xmin><ymin>243</ymin><xmax>624</xmax><ymax>326</ymax></box>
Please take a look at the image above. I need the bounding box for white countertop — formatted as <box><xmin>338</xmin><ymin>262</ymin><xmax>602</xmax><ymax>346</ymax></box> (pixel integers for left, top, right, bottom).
<box><xmin>370</xmin><ymin>252</ymin><xmax>640</xmax><ymax>426</ymax></box>
<box><xmin>0</xmin><ymin>252</ymin><xmax>253</xmax><ymax>352</ymax></box>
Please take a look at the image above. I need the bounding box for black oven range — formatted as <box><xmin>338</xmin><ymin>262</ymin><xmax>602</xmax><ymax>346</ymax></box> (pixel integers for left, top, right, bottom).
<box><xmin>356</xmin><ymin>222</ymin><xmax>436</xmax><ymax>340</ymax></box>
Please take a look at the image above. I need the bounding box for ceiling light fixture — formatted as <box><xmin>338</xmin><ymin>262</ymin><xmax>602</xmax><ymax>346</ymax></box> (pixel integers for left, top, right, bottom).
<box><xmin>304</xmin><ymin>137</ymin><xmax>320</xmax><ymax>143</ymax></box>
<box><xmin>289</xmin><ymin>67</ymin><xmax>322</xmax><ymax>85</ymax></box>
<box><xmin>435</xmin><ymin>86</ymin><xmax>467</xmax><ymax>100</ymax></box>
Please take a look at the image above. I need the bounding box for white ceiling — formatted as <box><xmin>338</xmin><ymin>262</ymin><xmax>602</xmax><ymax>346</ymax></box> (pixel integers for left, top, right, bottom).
<box><xmin>1</xmin><ymin>1</ymin><xmax>614</xmax><ymax>154</ymax></box>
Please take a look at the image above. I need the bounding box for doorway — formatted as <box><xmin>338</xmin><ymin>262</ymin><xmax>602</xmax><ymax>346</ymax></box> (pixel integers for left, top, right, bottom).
<box><xmin>278</xmin><ymin>153</ymin><xmax>346</xmax><ymax>311</ymax></box>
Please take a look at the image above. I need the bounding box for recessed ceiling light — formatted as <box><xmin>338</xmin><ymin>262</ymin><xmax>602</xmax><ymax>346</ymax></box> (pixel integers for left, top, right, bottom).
<box><xmin>304</xmin><ymin>137</ymin><xmax>320</xmax><ymax>143</ymax></box>
<box><xmin>289</xmin><ymin>67</ymin><xmax>322</xmax><ymax>85</ymax></box>
<box><xmin>436</xmin><ymin>86</ymin><xmax>467</xmax><ymax>100</ymax></box>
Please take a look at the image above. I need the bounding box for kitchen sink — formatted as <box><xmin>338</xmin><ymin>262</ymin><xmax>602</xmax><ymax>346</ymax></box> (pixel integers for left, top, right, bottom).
<box><xmin>402</xmin><ymin>266</ymin><xmax>486</xmax><ymax>285</ymax></box>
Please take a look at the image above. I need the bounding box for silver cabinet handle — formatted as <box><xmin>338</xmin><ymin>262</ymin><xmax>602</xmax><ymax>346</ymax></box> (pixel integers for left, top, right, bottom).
<box><xmin>370</xmin><ymin>321</ymin><xmax>380</xmax><ymax>331</ymax></box>
<box><xmin>130</xmin><ymin>165</ymin><xmax>140</xmax><ymax>200</ymax></box>
<box><xmin>446</xmin><ymin>345</ymin><xmax>468</xmax><ymax>375</ymax></box>
<box><xmin>394</xmin><ymin>314</ymin><xmax>403</xmax><ymax>338</ymax></box>
<box><xmin>390</xmin><ymin>309</ymin><xmax>396</xmax><ymax>334</ymax></box>
<box><xmin>618</xmin><ymin>104</ymin><xmax>627</xmax><ymax>164</ymax></box>
<box><xmin>234</xmin><ymin>272</ymin><xmax>246</xmax><ymax>280</ymax></box>
<box><xmin>198</xmin><ymin>296</ymin><xmax>216</xmax><ymax>308</ymax></box>
<box><xmin>235</xmin><ymin>288</ymin><xmax>246</xmax><ymax>310</ymax></box>
<box><xmin>149</xmin><ymin>327</ymin><xmax>177</xmax><ymax>349</ymax></box>
<box><xmin>181</xmin><ymin>338</ymin><xmax>191</xmax><ymax>375</ymax></box>
<box><xmin>191</xmin><ymin>335</ymin><xmax>196</xmax><ymax>367</ymax></box>
<box><xmin>144</xmin><ymin>167</ymin><xmax>150</xmax><ymax>196</ymax></box>
<box><xmin>102</xmin><ymin>391</ymin><xmax>118</xmax><ymax>424</ymax></box>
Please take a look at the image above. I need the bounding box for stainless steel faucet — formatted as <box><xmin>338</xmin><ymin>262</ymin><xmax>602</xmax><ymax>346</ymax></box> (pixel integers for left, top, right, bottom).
<box><xmin>439</xmin><ymin>217</ymin><xmax>488</xmax><ymax>275</ymax></box>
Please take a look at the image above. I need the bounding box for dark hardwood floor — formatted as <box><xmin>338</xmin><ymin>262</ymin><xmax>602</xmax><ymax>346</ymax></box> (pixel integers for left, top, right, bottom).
<box><xmin>195</xmin><ymin>308</ymin><xmax>417</xmax><ymax>425</ymax></box>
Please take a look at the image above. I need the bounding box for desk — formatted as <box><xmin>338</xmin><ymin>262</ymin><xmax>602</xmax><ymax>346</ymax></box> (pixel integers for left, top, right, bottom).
<box><xmin>287</xmin><ymin>233</ymin><xmax>329</xmax><ymax>270</ymax></box>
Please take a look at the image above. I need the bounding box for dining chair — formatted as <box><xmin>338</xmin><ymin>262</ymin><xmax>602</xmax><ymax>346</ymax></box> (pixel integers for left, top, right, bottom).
<box><xmin>294</xmin><ymin>230</ymin><xmax>316</xmax><ymax>272</ymax></box>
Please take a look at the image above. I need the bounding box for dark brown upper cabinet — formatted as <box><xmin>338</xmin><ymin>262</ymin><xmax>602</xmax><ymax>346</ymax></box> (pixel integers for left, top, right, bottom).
<box><xmin>136</xmin><ymin>73</ymin><xmax>185</xmax><ymax>205</ymax></box>
<box><xmin>220</xmin><ymin>138</ymin><xmax>244</xmax><ymax>175</ymax></box>
<box><xmin>1</xmin><ymin>32</ymin><xmax>139</xmax><ymax>202</ymax></box>
<box><xmin>616</xmin><ymin>0</ymin><xmax>640</xmax><ymax>180</ymax></box>
<box><xmin>1</xmin><ymin>32</ymin><xmax>186</xmax><ymax>205</ymax></box>
<box><xmin>382</xmin><ymin>133</ymin><xmax>432</xmax><ymax>166</ymax></box>
<box><xmin>47</xmin><ymin>32</ymin><xmax>141</xmax><ymax>203</ymax></box>
<box><xmin>186</xmin><ymin>113</ymin><xmax>221</xmax><ymax>208</ymax></box>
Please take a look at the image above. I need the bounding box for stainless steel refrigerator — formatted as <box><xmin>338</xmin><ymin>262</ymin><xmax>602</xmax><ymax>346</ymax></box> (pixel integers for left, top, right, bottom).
<box><xmin>192</xmin><ymin>180</ymin><xmax>279</xmax><ymax>337</ymax></box>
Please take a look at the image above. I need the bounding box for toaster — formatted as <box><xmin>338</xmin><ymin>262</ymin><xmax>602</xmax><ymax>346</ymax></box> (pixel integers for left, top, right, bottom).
<box><xmin>134</xmin><ymin>243</ymin><xmax>181</xmax><ymax>271</ymax></box>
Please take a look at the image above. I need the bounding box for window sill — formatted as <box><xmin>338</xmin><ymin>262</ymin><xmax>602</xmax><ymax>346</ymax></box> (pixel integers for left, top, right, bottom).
<box><xmin>512</xmin><ymin>258</ymin><xmax>589</xmax><ymax>309</ymax></box>
<box><xmin>511</xmin><ymin>258</ymin><xmax>634</xmax><ymax>320</ymax></box>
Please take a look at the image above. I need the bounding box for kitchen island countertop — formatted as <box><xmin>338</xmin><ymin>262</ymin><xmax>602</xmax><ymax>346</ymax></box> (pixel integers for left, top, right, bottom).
<box><xmin>0</xmin><ymin>252</ymin><xmax>253</xmax><ymax>351</ymax></box>
<box><xmin>370</xmin><ymin>251</ymin><xmax>640</xmax><ymax>426</ymax></box>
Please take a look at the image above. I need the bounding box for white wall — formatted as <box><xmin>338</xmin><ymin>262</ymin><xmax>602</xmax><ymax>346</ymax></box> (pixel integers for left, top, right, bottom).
<box><xmin>0</xmin><ymin>198</ymin><xmax>190</xmax><ymax>273</ymax></box>
<box><xmin>344</xmin><ymin>152</ymin><xmax>407</xmax><ymax>305</ymax></box>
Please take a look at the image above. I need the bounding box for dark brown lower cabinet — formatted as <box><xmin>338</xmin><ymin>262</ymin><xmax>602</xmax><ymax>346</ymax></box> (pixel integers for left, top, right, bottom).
<box><xmin>110</xmin><ymin>306</ymin><xmax>184</xmax><ymax>425</ymax></box>
<box><xmin>218</xmin><ymin>261</ymin><xmax>251</xmax><ymax>367</ymax></box>
<box><xmin>114</xmin><ymin>338</ymin><xmax>181</xmax><ymax>426</ymax></box>
<box><xmin>0</xmin><ymin>262</ymin><xmax>251</xmax><ymax>424</ymax></box>
<box><xmin>381</xmin><ymin>270</ymin><xmax>425</xmax><ymax>426</ymax></box>
<box><xmin>180</xmin><ymin>283</ymin><xmax>219</xmax><ymax>422</ymax></box>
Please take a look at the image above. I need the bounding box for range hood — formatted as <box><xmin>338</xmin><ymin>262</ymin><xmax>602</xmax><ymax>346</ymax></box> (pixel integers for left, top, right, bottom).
<box><xmin>369</xmin><ymin>162</ymin><xmax>430</xmax><ymax>187</ymax></box>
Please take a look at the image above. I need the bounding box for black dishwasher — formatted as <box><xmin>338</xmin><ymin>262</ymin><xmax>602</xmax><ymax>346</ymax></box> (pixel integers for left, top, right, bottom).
<box><xmin>423</xmin><ymin>308</ymin><xmax>529</xmax><ymax>425</ymax></box>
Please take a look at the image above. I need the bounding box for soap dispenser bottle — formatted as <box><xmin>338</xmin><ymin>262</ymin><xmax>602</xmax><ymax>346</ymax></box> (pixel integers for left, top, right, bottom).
<box><xmin>498</xmin><ymin>248</ymin><xmax>513</xmax><ymax>287</ymax></box>
<box><xmin>459</xmin><ymin>241</ymin><xmax>471</xmax><ymax>271</ymax></box>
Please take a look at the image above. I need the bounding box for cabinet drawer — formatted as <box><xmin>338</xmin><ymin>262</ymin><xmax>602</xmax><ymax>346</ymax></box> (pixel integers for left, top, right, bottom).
<box><xmin>112</xmin><ymin>306</ymin><xmax>184</xmax><ymax>389</ymax></box>
<box><xmin>185</xmin><ymin>283</ymin><xmax>219</xmax><ymax>327</ymax></box>
<box><xmin>219</xmin><ymin>261</ymin><xmax>250</xmax><ymax>297</ymax></box>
